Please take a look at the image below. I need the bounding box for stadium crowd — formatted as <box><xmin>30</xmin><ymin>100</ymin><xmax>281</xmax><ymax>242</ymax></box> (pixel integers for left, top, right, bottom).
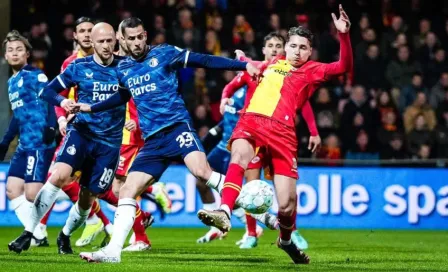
<box><xmin>6</xmin><ymin>0</ymin><xmax>448</xmax><ymax>163</ymax></box>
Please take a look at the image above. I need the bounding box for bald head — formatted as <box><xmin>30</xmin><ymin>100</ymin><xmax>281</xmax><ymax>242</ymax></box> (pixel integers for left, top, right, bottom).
<box><xmin>92</xmin><ymin>22</ymin><xmax>115</xmax><ymax>40</ymax></box>
<box><xmin>91</xmin><ymin>22</ymin><xmax>116</xmax><ymax>63</ymax></box>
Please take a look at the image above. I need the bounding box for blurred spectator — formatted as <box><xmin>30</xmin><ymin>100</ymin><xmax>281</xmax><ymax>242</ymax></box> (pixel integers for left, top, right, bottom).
<box><xmin>381</xmin><ymin>15</ymin><xmax>406</xmax><ymax>59</ymax></box>
<box><xmin>403</xmin><ymin>92</ymin><xmax>437</xmax><ymax>133</ymax></box>
<box><xmin>380</xmin><ymin>132</ymin><xmax>408</xmax><ymax>160</ymax></box>
<box><xmin>352</xmin><ymin>13</ymin><xmax>370</xmax><ymax>46</ymax></box>
<box><xmin>429</xmin><ymin>72</ymin><xmax>448</xmax><ymax>109</ymax></box>
<box><xmin>315</xmin><ymin>134</ymin><xmax>342</xmax><ymax>164</ymax></box>
<box><xmin>413</xmin><ymin>18</ymin><xmax>431</xmax><ymax>50</ymax></box>
<box><xmin>193</xmin><ymin>104</ymin><xmax>215</xmax><ymax>137</ymax></box>
<box><xmin>240</xmin><ymin>30</ymin><xmax>258</xmax><ymax>59</ymax></box>
<box><xmin>209</xmin><ymin>15</ymin><xmax>230</xmax><ymax>51</ymax></box>
<box><xmin>153</xmin><ymin>14</ymin><xmax>166</xmax><ymax>34</ymax></box>
<box><xmin>345</xmin><ymin>130</ymin><xmax>379</xmax><ymax>160</ymax></box>
<box><xmin>386</xmin><ymin>32</ymin><xmax>409</xmax><ymax>60</ymax></box>
<box><xmin>377</xmin><ymin>111</ymin><xmax>400</xmax><ymax>148</ymax></box>
<box><xmin>434</xmin><ymin>96</ymin><xmax>448</xmax><ymax>158</ymax></box>
<box><xmin>204</xmin><ymin>30</ymin><xmax>221</xmax><ymax>55</ymax></box>
<box><xmin>267</xmin><ymin>13</ymin><xmax>281</xmax><ymax>33</ymax></box>
<box><xmin>171</xmin><ymin>8</ymin><xmax>201</xmax><ymax>50</ymax></box>
<box><xmin>400</xmin><ymin>72</ymin><xmax>428</xmax><ymax>112</ymax></box>
<box><xmin>416</xmin><ymin>144</ymin><xmax>431</xmax><ymax>160</ymax></box>
<box><xmin>418</xmin><ymin>32</ymin><xmax>440</xmax><ymax>68</ymax></box>
<box><xmin>313</xmin><ymin>87</ymin><xmax>338</xmax><ymax>139</ymax></box>
<box><xmin>355</xmin><ymin>44</ymin><xmax>387</xmax><ymax>90</ymax></box>
<box><xmin>151</xmin><ymin>32</ymin><xmax>166</xmax><ymax>45</ymax></box>
<box><xmin>355</xmin><ymin>28</ymin><xmax>377</xmax><ymax>61</ymax></box>
<box><xmin>376</xmin><ymin>90</ymin><xmax>400</xmax><ymax>125</ymax></box>
<box><xmin>232</xmin><ymin>14</ymin><xmax>252</xmax><ymax>46</ymax></box>
<box><xmin>425</xmin><ymin>48</ymin><xmax>448</xmax><ymax>88</ymax></box>
<box><xmin>340</xmin><ymin>85</ymin><xmax>377</xmax><ymax>152</ymax></box>
<box><xmin>386</xmin><ymin>45</ymin><xmax>422</xmax><ymax>88</ymax></box>
<box><xmin>318</xmin><ymin>22</ymin><xmax>339</xmax><ymax>63</ymax></box>
<box><xmin>407</xmin><ymin>113</ymin><xmax>434</xmax><ymax>157</ymax></box>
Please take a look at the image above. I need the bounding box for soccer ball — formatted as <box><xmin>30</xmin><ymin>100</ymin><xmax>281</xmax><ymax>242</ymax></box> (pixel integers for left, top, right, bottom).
<box><xmin>237</xmin><ymin>179</ymin><xmax>274</xmax><ymax>214</ymax></box>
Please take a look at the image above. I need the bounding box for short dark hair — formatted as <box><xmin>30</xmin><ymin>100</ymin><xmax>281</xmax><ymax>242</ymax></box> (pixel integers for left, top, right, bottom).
<box><xmin>121</xmin><ymin>17</ymin><xmax>145</xmax><ymax>36</ymax></box>
<box><xmin>287</xmin><ymin>26</ymin><xmax>314</xmax><ymax>47</ymax></box>
<box><xmin>75</xmin><ymin>17</ymin><xmax>95</xmax><ymax>28</ymax></box>
<box><xmin>2</xmin><ymin>30</ymin><xmax>32</xmax><ymax>52</ymax></box>
<box><xmin>263</xmin><ymin>32</ymin><xmax>286</xmax><ymax>47</ymax></box>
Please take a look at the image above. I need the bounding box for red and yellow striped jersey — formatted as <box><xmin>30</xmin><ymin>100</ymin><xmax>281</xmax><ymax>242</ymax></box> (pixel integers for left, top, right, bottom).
<box><xmin>122</xmin><ymin>98</ymin><xmax>144</xmax><ymax>147</ymax></box>
<box><xmin>245</xmin><ymin>32</ymin><xmax>353</xmax><ymax>128</ymax></box>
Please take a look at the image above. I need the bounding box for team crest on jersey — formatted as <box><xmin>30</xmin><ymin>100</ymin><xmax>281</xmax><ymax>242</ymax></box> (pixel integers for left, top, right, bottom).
<box><xmin>17</xmin><ymin>77</ymin><xmax>23</xmax><ymax>87</ymax></box>
<box><xmin>149</xmin><ymin>58</ymin><xmax>159</xmax><ymax>67</ymax></box>
<box><xmin>37</xmin><ymin>73</ymin><xmax>48</xmax><ymax>82</ymax></box>
<box><xmin>122</xmin><ymin>70</ymin><xmax>130</xmax><ymax>76</ymax></box>
<box><xmin>67</xmin><ymin>145</ymin><xmax>76</xmax><ymax>156</ymax></box>
<box><xmin>85</xmin><ymin>72</ymin><xmax>94</xmax><ymax>79</ymax></box>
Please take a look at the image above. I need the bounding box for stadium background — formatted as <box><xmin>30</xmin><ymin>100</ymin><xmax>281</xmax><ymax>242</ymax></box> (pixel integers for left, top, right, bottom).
<box><xmin>0</xmin><ymin>0</ymin><xmax>447</xmax><ymax>229</ymax></box>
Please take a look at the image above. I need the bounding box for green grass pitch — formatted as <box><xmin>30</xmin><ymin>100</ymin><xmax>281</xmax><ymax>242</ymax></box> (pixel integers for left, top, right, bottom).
<box><xmin>0</xmin><ymin>227</ymin><xmax>447</xmax><ymax>271</ymax></box>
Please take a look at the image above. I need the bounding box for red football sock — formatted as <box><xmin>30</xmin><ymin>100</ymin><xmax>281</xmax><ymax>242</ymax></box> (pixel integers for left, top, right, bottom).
<box><xmin>278</xmin><ymin>211</ymin><xmax>295</xmax><ymax>241</ymax></box>
<box><xmin>145</xmin><ymin>186</ymin><xmax>153</xmax><ymax>194</ymax></box>
<box><xmin>40</xmin><ymin>203</ymin><xmax>55</xmax><ymax>225</ymax></box>
<box><xmin>246</xmin><ymin>213</ymin><xmax>257</xmax><ymax>237</ymax></box>
<box><xmin>221</xmin><ymin>163</ymin><xmax>245</xmax><ymax>212</ymax></box>
<box><xmin>62</xmin><ymin>182</ymin><xmax>80</xmax><ymax>203</ymax></box>
<box><xmin>99</xmin><ymin>189</ymin><xmax>118</xmax><ymax>206</ymax></box>
<box><xmin>132</xmin><ymin>205</ymin><xmax>149</xmax><ymax>244</ymax></box>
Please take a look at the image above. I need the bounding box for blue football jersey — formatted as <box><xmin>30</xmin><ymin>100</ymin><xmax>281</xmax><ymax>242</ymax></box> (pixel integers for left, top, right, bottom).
<box><xmin>56</xmin><ymin>56</ymin><xmax>126</xmax><ymax>147</ymax></box>
<box><xmin>117</xmin><ymin>44</ymin><xmax>193</xmax><ymax>139</ymax></box>
<box><xmin>217</xmin><ymin>85</ymin><xmax>247</xmax><ymax>150</ymax></box>
<box><xmin>7</xmin><ymin>65</ymin><xmax>55</xmax><ymax>151</ymax></box>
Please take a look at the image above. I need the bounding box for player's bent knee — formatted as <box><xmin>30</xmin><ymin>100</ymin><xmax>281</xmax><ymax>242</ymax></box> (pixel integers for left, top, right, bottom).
<box><xmin>119</xmin><ymin>172</ymin><xmax>154</xmax><ymax>199</ymax></box>
<box><xmin>190</xmin><ymin>165</ymin><xmax>211</xmax><ymax>181</ymax></box>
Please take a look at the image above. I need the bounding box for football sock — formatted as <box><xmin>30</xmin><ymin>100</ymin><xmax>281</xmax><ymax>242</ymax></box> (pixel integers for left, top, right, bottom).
<box><xmin>26</xmin><ymin>182</ymin><xmax>60</xmax><ymax>233</ymax></box>
<box><xmin>107</xmin><ymin>198</ymin><xmax>136</xmax><ymax>251</ymax></box>
<box><xmin>10</xmin><ymin>195</ymin><xmax>33</xmax><ymax>228</ymax></box>
<box><xmin>92</xmin><ymin>200</ymin><xmax>111</xmax><ymax>225</ymax></box>
<box><xmin>220</xmin><ymin>164</ymin><xmax>245</xmax><ymax>213</ymax></box>
<box><xmin>206</xmin><ymin>171</ymin><xmax>225</xmax><ymax>194</ymax></box>
<box><xmin>278</xmin><ymin>211</ymin><xmax>295</xmax><ymax>242</ymax></box>
<box><xmin>246</xmin><ymin>213</ymin><xmax>257</xmax><ymax>237</ymax></box>
<box><xmin>62</xmin><ymin>202</ymin><xmax>91</xmax><ymax>236</ymax></box>
<box><xmin>33</xmin><ymin>223</ymin><xmax>47</xmax><ymax>239</ymax></box>
<box><xmin>132</xmin><ymin>206</ymin><xmax>149</xmax><ymax>244</ymax></box>
<box><xmin>40</xmin><ymin>203</ymin><xmax>55</xmax><ymax>225</ymax></box>
<box><xmin>62</xmin><ymin>181</ymin><xmax>80</xmax><ymax>203</ymax></box>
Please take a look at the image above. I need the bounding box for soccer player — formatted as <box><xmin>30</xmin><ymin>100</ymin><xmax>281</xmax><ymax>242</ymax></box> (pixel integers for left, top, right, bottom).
<box><xmin>76</xmin><ymin>17</ymin><xmax>258</xmax><ymax>263</ymax></box>
<box><xmin>7</xmin><ymin>22</ymin><xmax>148</xmax><ymax>255</ymax></box>
<box><xmin>34</xmin><ymin>17</ymin><xmax>115</xmax><ymax>248</ymax></box>
<box><xmin>112</xmin><ymin>23</ymin><xmax>171</xmax><ymax>251</ymax></box>
<box><xmin>198</xmin><ymin>5</ymin><xmax>352</xmax><ymax>264</ymax></box>
<box><xmin>207</xmin><ymin>32</ymin><xmax>318</xmax><ymax>250</ymax></box>
<box><xmin>1</xmin><ymin>30</ymin><xmax>56</xmax><ymax>251</ymax></box>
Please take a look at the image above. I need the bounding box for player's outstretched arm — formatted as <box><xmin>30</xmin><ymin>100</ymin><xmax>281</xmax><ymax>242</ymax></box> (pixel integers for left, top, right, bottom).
<box><xmin>318</xmin><ymin>4</ymin><xmax>353</xmax><ymax>78</ymax></box>
<box><xmin>80</xmin><ymin>87</ymin><xmax>132</xmax><ymax>113</ymax></box>
<box><xmin>184</xmin><ymin>52</ymin><xmax>260</xmax><ymax>76</ymax></box>
<box><xmin>0</xmin><ymin>116</ymin><xmax>19</xmax><ymax>160</ymax></box>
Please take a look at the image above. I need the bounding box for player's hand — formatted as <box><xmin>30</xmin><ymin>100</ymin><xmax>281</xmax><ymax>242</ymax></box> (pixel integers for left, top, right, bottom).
<box><xmin>246</xmin><ymin>63</ymin><xmax>260</xmax><ymax>78</ymax></box>
<box><xmin>60</xmin><ymin>99</ymin><xmax>76</xmax><ymax>113</ymax></box>
<box><xmin>235</xmin><ymin>49</ymin><xmax>246</xmax><ymax>60</ymax></box>
<box><xmin>73</xmin><ymin>103</ymin><xmax>92</xmax><ymax>113</ymax></box>
<box><xmin>124</xmin><ymin>120</ymin><xmax>137</xmax><ymax>131</ymax></box>
<box><xmin>308</xmin><ymin>135</ymin><xmax>322</xmax><ymax>153</ymax></box>
<box><xmin>58</xmin><ymin>117</ymin><xmax>68</xmax><ymax>136</ymax></box>
<box><xmin>220</xmin><ymin>98</ymin><xmax>230</xmax><ymax>115</ymax></box>
<box><xmin>332</xmin><ymin>4</ymin><xmax>351</xmax><ymax>33</ymax></box>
